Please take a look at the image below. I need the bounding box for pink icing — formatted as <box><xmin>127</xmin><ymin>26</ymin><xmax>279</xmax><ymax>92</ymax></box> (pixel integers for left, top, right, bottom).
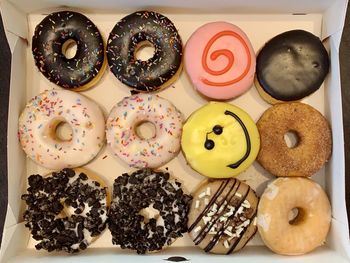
<box><xmin>185</xmin><ymin>22</ymin><xmax>256</xmax><ymax>100</ymax></box>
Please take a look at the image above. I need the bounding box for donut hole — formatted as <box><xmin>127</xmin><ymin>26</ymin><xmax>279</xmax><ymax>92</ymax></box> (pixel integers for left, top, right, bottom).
<box><xmin>284</xmin><ymin>130</ymin><xmax>300</xmax><ymax>148</ymax></box>
<box><xmin>139</xmin><ymin>205</ymin><xmax>161</xmax><ymax>224</ymax></box>
<box><xmin>54</xmin><ymin>121</ymin><xmax>73</xmax><ymax>142</ymax></box>
<box><xmin>134</xmin><ymin>41</ymin><xmax>156</xmax><ymax>61</ymax></box>
<box><xmin>288</xmin><ymin>207</ymin><xmax>305</xmax><ymax>225</ymax></box>
<box><xmin>135</xmin><ymin>121</ymin><xmax>156</xmax><ymax>140</ymax></box>
<box><xmin>62</xmin><ymin>39</ymin><xmax>78</xmax><ymax>59</ymax></box>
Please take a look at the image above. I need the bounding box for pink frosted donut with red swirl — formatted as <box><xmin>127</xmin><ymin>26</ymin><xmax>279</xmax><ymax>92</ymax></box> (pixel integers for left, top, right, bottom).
<box><xmin>185</xmin><ymin>22</ymin><xmax>256</xmax><ymax>100</ymax></box>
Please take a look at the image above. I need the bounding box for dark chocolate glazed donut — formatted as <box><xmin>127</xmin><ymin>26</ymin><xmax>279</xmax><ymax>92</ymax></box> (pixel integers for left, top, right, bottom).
<box><xmin>106</xmin><ymin>11</ymin><xmax>183</xmax><ymax>92</ymax></box>
<box><xmin>256</xmin><ymin>30</ymin><xmax>329</xmax><ymax>101</ymax></box>
<box><xmin>32</xmin><ymin>11</ymin><xmax>105</xmax><ymax>90</ymax></box>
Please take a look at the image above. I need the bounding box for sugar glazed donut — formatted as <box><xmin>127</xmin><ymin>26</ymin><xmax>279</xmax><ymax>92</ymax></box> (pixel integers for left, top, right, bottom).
<box><xmin>21</xmin><ymin>168</ymin><xmax>108</xmax><ymax>253</ymax></box>
<box><xmin>107</xmin><ymin>11</ymin><xmax>183</xmax><ymax>92</ymax></box>
<box><xmin>255</xmin><ymin>30</ymin><xmax>329</xmax><ymax>104</ymax></box>
<box><xmin>185</xmin><ymin>22</ymin><xmax>256</xmax><ymax>100</ymax></box>
<box><xmin>257</xmin><ymin>177</ymin><xmax>331</xmax><ymax>255</ymax></box>
<box><xmin>32</xmin><ymin>11</ymin><xmax>106</xmax><ymax>91</ymax></box>
<box><xmin>257</xmin><ymin>102</ymin><xmax>332</xmax><ymax>177</ymax></box>
<box><xmin>108</xmin><ymin>169</ymin><xmax>192</xmax><ymax>254</ymax></box>
<box><xmin>18</xmin><ymin>90</ymin><xmax>105</xmax><ymax>170</ymax></box>
<box><xmin>106</xmin><ymin>94</ymin><xmax>183</xmax><ymax>168</ymax></box>
<box><xmin>181</xmin><ymin>102</ymin><xmax>260</xmax><ymax>178</ymax></box>
<box><xmin>188</xmin><ymin>178</ymin><xmax>258</xmax><ymax>254</ymax></box>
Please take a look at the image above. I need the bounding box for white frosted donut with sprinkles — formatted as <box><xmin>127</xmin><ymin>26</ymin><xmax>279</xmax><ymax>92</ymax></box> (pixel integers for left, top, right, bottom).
<box><xmin>18</xmin><ymin>90</ymin><xmax>105</xmax><ymax>170</ymax></box>
<box><xmin>106</xmin><ymin>94</ymin><xmax>183</xmax><ymax>168</ymax></box>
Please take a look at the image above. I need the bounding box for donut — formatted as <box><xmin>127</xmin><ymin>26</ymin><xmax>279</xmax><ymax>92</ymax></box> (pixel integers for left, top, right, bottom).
<box><xmin>107</xmin><ymin>11</ymin><xmax>183</xmax><ymax>92</ymax></box>
<box><xmin>21</xmin><ymin>168</ymin><xmax>109</xmax><ymax>253</ymax></box>
<box><xmin>108</xmin><ymin>168</ymin><xmax>192</xmax><ymax>254</ymax></box>
<box><xmin>257</xmin><ymin>177</ymin><xmax>331</xmax><ymax>255</ymax></box>
<box><xmin>181</xmin><ymin>102</ymin><xmax>260</xmax><ymax>178</ymax></box>
<box><xmin>18</xmin><ymin>90</ymin><xmax>105</xmax><ymax>170</ymax></box>
<box><xmin>255</xmin><ymin>30</ymin><xmax>329</xmax><ymax>104</ymax></box>
<box><xmin>188</xmin><ymin>178</ymin><xmax>258</xmax><ymax>254</ymax></box>
<box><xmin>257</xmin><ymin>102</ymin><xmax>332</xmax><ymax>177</ymax></box>
<box><xmin>106</xmin><ymin>94</ymin><xmax>183</xmax><ymax>168</ymax></box>
<box><xmin>32</xmin><ymin>11</ymin><xmax>106</xmax><ymax>91</ymax></box>
<box><xmin>184</xmin><ymin>22</ymin><xmax>256</xmax><ymax>100</ymax></box>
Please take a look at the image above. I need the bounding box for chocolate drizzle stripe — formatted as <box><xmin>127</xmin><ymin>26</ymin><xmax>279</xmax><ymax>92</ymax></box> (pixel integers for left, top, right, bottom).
<box><xmin>188</xmin><ymin>180</ymin><xmax>228</xmax><ymax>232</ymax></box>
<box><xmin>227</xmin><ymin>211</ymin><xmax>257</xmax><ymax>254</ymax></box>
<box><xmin>194</xmin><ymin>180</ymin><xmax>239</xmax><ymax>245</ymax></box>
<box><xmin>204</xmin><ymin>187</ymin><xmax>251</xmax><ymax>252</ymax></box>
<box><xmin>224</xmin><ymin>110</ymin><xmax>251</xmax><ymax>169</ymax></box>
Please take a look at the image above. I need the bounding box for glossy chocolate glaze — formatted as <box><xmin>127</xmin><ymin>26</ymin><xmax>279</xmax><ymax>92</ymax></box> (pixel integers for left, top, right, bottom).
<box><xmin>106</xmin><ymin>11</ymin><xmax>183</xmax><ymax>92</ymax></box>
<box><xmin>32</xmin><ymin>11</ymin><xmax>105</xmax><ymax>89</ymax></box>
<box><xmin>256</xmin><ymin>30</ymin><xmax>329</xmax><ymax>101</ymax></box>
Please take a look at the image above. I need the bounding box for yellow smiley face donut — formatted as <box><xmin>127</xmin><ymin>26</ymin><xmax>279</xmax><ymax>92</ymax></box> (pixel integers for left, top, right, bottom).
<box><xmin>181</xmin><ymin>102</ymin><xmax>260</xmax><ymax>178</ymax></box>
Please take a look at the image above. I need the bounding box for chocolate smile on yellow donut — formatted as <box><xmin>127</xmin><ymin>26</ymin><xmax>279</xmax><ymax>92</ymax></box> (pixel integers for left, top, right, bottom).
<box><xmin>181</xmin><ymin>102</ymin><xmax>260</xmax><ymax>178</ymax></box>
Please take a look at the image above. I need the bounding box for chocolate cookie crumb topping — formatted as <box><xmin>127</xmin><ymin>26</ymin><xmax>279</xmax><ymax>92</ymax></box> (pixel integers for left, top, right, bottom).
<box><xmin>108</xmin><ymin>168</ymin><xmax>192</xmax><ymax>254</ymax></box>
<box><xmin>21</xmin><ymin>168</ymin><xmax>108</xmax><ymax>253</ymax></box>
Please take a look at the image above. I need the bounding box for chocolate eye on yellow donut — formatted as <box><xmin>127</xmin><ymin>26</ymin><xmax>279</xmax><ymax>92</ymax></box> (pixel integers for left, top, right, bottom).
<box><xmin>181</xmin><ymin>102</ymin><xmax>260</xmax><ymax>178</ymax></box>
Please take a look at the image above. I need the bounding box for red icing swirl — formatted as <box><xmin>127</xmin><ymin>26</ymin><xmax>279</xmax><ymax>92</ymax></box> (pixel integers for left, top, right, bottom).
<box><xmin>201</xmin><ymin>30</ymin><xmax>251</xmax><ymax>86</ymax></box>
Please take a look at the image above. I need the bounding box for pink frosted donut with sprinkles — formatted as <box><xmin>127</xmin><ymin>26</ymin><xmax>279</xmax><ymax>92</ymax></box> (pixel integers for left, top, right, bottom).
<box><xmin>106</xmin><ymin>94</ymin><xmax>183</xmax><ymax>168</ymax></box>
<box><xmin>18</xmin><ymin>90</ymin><xmax>105</xmax><ymax>170</ymax></box>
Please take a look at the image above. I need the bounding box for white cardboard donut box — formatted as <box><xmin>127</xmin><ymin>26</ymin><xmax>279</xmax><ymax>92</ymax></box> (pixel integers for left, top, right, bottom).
<box><xmin>0</xmin><ymin>0</ymin><xmax>349</xmax><ymax>262</ymax></box>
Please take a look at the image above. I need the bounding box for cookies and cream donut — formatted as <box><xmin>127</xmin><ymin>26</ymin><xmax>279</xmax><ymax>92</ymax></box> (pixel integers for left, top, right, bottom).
<box><xmin>257</xmin><ymin>102</ymin><xmax>332</xmax><ymax>177</ymax></box>
<box><xmin>257</xmin><ymin>177</ymin><xmax>331</xmax><ymax>255</ymax></box>
<box><xmin>188</xmin><ymin>178</ymin><xmax>258</xmax><ymax>254</ymax></box>
<box><xmin>32</xmin><ymin>11</ymin><xmax>106</xmax><ymax>91</ymax></box>
<box><xmin>181</xmin><ymin>102</ymin><xmax>260</xmax><ymax>178</ymax></box>
<box><xmin>185</xmin><ymin>22</ymin><xmax>256</xmax><ymax>100</ymax></box>
<box><xmin>18</xmin><ymin>90</ymin><xmax>105</xmax><ymax>170</ymax></box>
<box><xmin>21</xmin><ymin>168</ymin><xmax>108</xmax><ymax>253</ymax></box>
<box><xmin>108</xmin><ymin>168</ymin><xmax>192</xmax><ymax>254</ymax></box>
<box><xmin>256</xmin><ymin>30</ymin><xmax>329</xmax><ymax>104</ymax></box>
<box><xmin>107</xmin><ymin>11</ymin><xmax>183</xmax><ymax>92</ymax></box>
<box><xmin>106</xmin><ymin>94</ymin><xmax>183</xmax><ymax>168</ymax></box>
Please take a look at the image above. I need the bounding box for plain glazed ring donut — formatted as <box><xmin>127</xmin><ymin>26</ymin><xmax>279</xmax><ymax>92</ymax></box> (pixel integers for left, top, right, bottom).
<box><xmin>32</xmin><ymin>11</ymin><xmax>106</xmax><ymax>91</ymax></box>
<box><xmin>18</xmin><ymin>90</ymin><xmax>105</xmax><ymax>170</ymax></box>
<box><xmin>257</xmin><ymin>102</ymin><xmax>332</xmax><ymax>177</ymax></box>
<box><xmin>106</xmin><ymin>94</ymin><xmax>183</xmax><ymax>168</ymax></box>
<box><xmin>185</xmin><ymin>22</ymin><xmax>256</xmax><ymax>100</ymax></box>
<box><xmin>108</xmin><ymin>168</ymin><xmax>192</xmax><ymax>254</ymax></box>
<box><xmin>21</xmin><ymin>168</ymin><xmax>108</xmax><ymax>253</ymax></box>
<box><xmin>107</xmin><ymin>11</ymin><xmax>183</xmax><ymax>92</ymax></box>
<box><xmin>257</xmin><ymin>177</ymin><xmax>331</xmax><ymax>255</ymax></box>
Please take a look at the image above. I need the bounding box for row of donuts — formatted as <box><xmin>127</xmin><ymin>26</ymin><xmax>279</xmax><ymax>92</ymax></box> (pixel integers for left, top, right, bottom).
<box><xmin>19</xmin><ymin>89</ymin><xmax>332</xmax><ymax>255</ymax></box>
<box><xmin>32</xmin><ymin>10</ymin><xmax>329</xmax><ymax>103</ymax></box>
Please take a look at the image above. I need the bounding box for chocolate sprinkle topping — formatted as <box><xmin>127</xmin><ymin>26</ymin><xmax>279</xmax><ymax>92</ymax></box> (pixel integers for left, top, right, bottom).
<box><xmin>106</xmin><ymin>11</ymin><xmax>183</xmax><ymax>92</ymax></box>
<box><xmin>108</xmin><ymin>169</ymin><xmax>192</xmax><ymax>254</ymax></box>
<box><xmin>32</xmin><ymin>11</ymin><xmax>105</xmax><ymax>89</ymax></box>
<box><xmin>21</xmin><ymin>168</ymin><xmax>108</xmax><ymax>253</ymax></box>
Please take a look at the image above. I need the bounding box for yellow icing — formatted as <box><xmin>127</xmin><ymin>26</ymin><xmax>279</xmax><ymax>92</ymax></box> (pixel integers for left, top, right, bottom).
<box><xmin>181</xmin><ymin>102</ymin><xmax>260</xmax><ymax>178</ymax></box>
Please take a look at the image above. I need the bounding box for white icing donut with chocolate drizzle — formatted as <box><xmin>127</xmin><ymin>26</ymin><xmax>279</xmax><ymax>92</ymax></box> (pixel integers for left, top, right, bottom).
<box><xmin>106</xmin><ymin>94</ymin><xmax>183</xmax><ymax>168</ymax></box>
<box><xmin>188</xmin><ymin>178</ymin><xmax>258</xmax><ymax>254</ymax></box>
<box><xmin>18</xmin><ymin>90</ymin><xmax>105</xmax><ymax>170</ymax></box>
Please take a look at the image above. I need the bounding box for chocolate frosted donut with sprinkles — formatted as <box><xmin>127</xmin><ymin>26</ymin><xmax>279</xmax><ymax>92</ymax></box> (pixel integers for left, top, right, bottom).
<box><xmin>106</xmin><ymin>94</ymin><xmax>183</xmax><ymax>168</ymax></box>
<box><xmin>188</xmin><ymin>178</ymin><xmax>258</xmax><ymax>254</ymax></box>
<box><xmin>106</xmin><ymin>11</ymin><xmax>183</xmax><ymax>92</ymax></box>
<box><xmin>32</xmin><ymin>11</ymin><xmax>106</xmax><ymax>91</ymax></box>
<box><xmin>18</xmin><ymin>90</ymin><xmax>105</xmax><ymax>170</ymax></box>
<box><xmin>108</xmin><ymin>168</ymin><xmax>192</xmax><ymax>254</ymax></box>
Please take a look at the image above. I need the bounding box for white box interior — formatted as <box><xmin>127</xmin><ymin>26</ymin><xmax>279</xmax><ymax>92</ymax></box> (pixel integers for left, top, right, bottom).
<box><xmin>0</xmin><ymin>0</ymin><xmax>349</xmax><ymax>262</ymax></box>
